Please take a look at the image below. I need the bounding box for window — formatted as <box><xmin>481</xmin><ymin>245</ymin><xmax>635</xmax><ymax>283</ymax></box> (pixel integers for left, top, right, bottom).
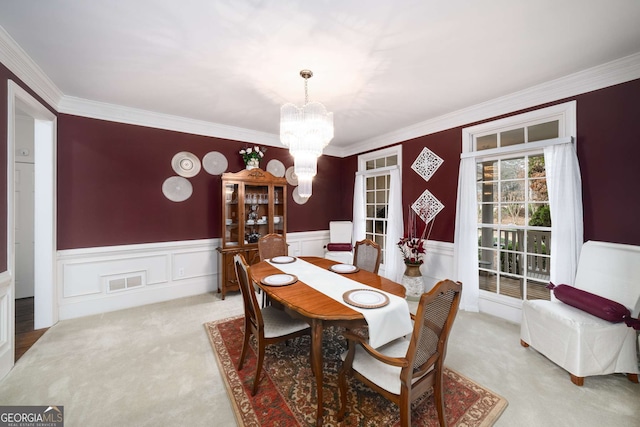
<box><xmin>358</xmin><ymin>147</ymin><xmax>401</xmax><ymax>267</ymax></box>
<box><xmin>477</xmin><ymin>154</ymin><xmax>551</xmax><ymax>300</ymax></box>
<box><xmin>463</xmin><ymin>101</ymin><xmax>576</xmax><ymax>304</ymax></box>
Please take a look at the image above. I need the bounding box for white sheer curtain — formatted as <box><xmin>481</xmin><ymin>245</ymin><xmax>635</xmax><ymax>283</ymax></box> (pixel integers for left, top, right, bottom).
<box><xmin>384</xmin><ymin>168</ymin><xmax>404</xmax><ymax>282</ymax></box>
<box><xmin>544</xmin><ymin>142</ymin><xmax>583</xmax><ymax>286</ymax></box>
<box><xmin>454</xmin><ymin>157</ymin><xmax>479</xmax><ymax>312</ymax></box>
<box><xmin>352</xmin><ymin>173</ymin><xmax>365</xmax><ymax>244</ymax></box>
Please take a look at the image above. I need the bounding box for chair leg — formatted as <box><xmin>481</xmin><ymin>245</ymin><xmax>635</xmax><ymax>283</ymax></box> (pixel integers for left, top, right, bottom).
<box><xmin>337</xmin><ymin>368</ymin><xmax>348</xmax><ymax>421</ymax></box>
<box><xmin>252</xmin><ymin>342</ymin><xmax>265</xmax><ymax>396</ymax></box>
<box><xmin>570</xmin><ymin>374</ymin><xmax>584</xmax><ymax>386</ymax></box>
<box><xmin>434</xmin><ymin>370</ymin><xmax>447</xmax><ymax>427</ymax></box>
<box><xmin>398</xmin><ymin>393</ymin><xmax>412</xmax><ymax>427</ymax></box>
<box><xmin>238</xmin><ymin>326</ymin><xmax>251</xmax><ymax>371</ymax></box>
<box><xmin>627</xmin><ymin>373</ymin><xmax>639</xmax><ymax>383</ymax></box>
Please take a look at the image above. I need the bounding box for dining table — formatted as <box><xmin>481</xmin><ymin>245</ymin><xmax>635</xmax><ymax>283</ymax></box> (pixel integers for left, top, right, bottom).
<box><xmin>250</xmin><ymin>256</ymin><xmax>412</xmax><ymax>426</ymax></box>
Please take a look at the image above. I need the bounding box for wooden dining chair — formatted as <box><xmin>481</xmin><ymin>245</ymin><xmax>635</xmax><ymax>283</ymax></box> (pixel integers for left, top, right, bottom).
<box><xmin>353</xmin><ymin>239</ymin><xmax>382</xmax><ymax>274</ymax></box>
<box><xmin>234</xmin><ymin>254</ymin><xmax>310</xmax><ymax>395</ymax></box>
<box><xmin>258</xmin><ymin>233</ymin><xmax>288</xmax><ymax>261</ymax></box>
<box><xmin>338</xmin><ymin>279</ymin><xmax>462</xmax><ymax>427</ymax></box>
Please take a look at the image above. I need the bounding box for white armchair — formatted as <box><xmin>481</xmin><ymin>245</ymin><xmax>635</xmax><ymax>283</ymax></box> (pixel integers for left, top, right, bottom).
<box><xmin>520</xmin><ymin>241</ymin><xmax>640</xmax><ymax>386</ymax></box>
<box><xmin>324</xmin><ymin>221</ymin><xmax>354</xmax><ymax>264</ymax></box>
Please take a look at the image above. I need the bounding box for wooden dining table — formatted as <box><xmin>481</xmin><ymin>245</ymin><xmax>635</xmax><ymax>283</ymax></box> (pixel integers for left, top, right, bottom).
<box><xmin>250</xmin><ymin>256</ymin><xmax>407</xmax><ymax>426</ymax></box>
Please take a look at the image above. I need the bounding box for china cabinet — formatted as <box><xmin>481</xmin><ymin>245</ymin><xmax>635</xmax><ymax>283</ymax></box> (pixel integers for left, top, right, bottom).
<box><xmin>216</xmin><ymin>168</ymin><xmax>287</xmax><ymax>299</ymax></box>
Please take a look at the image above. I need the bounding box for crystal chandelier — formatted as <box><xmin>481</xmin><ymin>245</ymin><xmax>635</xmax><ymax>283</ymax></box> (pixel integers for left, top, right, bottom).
<box><xmin>280</xmin><ymin>70</ymin><xmax>334</xmax><ymax>198</ymax></box>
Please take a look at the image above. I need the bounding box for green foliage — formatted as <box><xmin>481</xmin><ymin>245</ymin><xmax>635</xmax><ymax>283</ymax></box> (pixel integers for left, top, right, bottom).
<box><xmin>529</xmin><ymin>205</ymin><xmax>551</xmax><ymax>227</ymax></box>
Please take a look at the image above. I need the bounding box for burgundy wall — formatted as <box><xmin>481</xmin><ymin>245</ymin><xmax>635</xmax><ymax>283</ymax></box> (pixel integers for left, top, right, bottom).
<box><xmin>575</xmin><ymin>79</ymin><xmax>640</xmax><ymax>245</ymax></box>
<box><xmin>57</xmin><ymin>114</ymin><xmax>351</xmax><ymax>249</ymax></box>
<box><xmin>368</xmin><ymin>78</ymin><xmax>640</xmax><ymax>246</ymax></box>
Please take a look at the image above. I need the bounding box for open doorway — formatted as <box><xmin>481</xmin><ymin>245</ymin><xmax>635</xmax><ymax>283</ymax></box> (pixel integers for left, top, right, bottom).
<box><xmin>13</xmin><ymin>107</ymin><xmax>48</xmax><ymax>361</ymax></box>
<box><xmin>0</xmin><ymin>81</ymin><xmax>57</xmax><ymax>379</ymax></box>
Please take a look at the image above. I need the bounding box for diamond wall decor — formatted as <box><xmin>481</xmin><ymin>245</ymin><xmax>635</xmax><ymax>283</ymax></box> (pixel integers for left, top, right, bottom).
<box><xmin>411</xmin><ymin>147</ymin><xmax>444</xmax><ymax>181</ymax></box>
<box><xmin>412</xmin><ymin>189</ymin><xmax>444</xmax><ymax>224</ymax></box>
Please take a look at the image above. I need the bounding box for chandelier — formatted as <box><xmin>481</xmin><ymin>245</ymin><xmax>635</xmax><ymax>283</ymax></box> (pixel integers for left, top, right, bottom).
<box><xmin>280</xmin><ymin>70</ymin><xmax>334</xmax><ymax>198</ymax></box>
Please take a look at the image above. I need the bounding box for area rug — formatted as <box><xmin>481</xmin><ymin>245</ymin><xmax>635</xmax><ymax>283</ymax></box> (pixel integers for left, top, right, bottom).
<box><xmin>205</xmin><ymin>316</ymin><xmax>507</xmax><ymax>426</ymax></box>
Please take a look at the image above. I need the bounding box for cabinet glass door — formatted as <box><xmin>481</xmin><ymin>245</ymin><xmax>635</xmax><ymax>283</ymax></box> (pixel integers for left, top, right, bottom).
<box><xmin>224</xmin><ymin>183</ymin><xmax>240</xmax><ymax>246</ymax></box>
<box><xmin>273</xmin><ymin>185</ymin><xmax>285</xmax><ymax>234</ymax></box>
<box><xmin>245</xmin><ymin>184</ymin><xmax>269</xmax><ymax>244</ymax></box>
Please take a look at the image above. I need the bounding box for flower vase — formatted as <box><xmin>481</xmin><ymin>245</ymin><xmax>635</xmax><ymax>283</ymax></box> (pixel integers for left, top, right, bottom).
<box><xmin>245</xmin><ymin>159</ymin><xmax>259</xmax><ymax>170</ymax></box>
<box><xmin>402</xmin><ymin>263</ymin><xmax>423</xmax><ymax>301</ymax></box>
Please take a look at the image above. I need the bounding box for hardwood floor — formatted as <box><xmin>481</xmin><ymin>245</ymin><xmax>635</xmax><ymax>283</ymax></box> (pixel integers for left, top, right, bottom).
<box><xmin>15</xmin><ymin>297</ymin><xmax>48</xmax><ymax>362</ymax></box>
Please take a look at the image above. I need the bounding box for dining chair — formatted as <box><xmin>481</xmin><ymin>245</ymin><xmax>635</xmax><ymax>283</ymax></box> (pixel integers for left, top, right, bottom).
<box><xmin>353</xmin><ymin>239</ymin><xmax>382</xmax><ymax>274</ymax></box>
<box><xmin>338</xmin><ymin>279</ymin><xmax>462</xmax><ymax>427</ymax></box>
<box><xmin>234</xmin><ymin>253</ymin><xmax>310</xmax><ymax>396</ymax></box>
<box><xmin>258</xmin><ymin>233</ymin><xmax>288</xmax><ymax>261</ymax></box>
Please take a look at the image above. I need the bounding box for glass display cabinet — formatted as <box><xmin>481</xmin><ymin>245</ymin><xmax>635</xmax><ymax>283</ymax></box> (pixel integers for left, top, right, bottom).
<box><xmin>216</xmin><ymin>168</ymin><xmax>287</xmax><ymax>299</ymax></box>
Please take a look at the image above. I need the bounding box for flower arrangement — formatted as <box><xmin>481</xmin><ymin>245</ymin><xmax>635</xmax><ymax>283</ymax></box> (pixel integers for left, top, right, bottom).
<box><xmin>239</xmin><ymin>146</ymin><xmax>266</xmax><ymax>169</ymax></box>
<box><xmin>397</xmin><ymin>204</ymin><xmax>435</xmax><ymax>265</ymax></box>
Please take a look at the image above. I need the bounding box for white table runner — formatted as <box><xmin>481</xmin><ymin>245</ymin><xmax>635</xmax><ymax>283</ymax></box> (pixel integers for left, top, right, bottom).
<box><xmin>267</xmin><ymin>258</ymin><xmax>413</xmax><ymax>348</ymax></box>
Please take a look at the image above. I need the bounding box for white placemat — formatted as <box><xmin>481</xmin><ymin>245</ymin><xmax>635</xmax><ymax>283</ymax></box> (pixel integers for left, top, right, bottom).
<box><xmin>267</xmin><ymin>258</ymin><xmax>412</xmax><ymax>348</ymax></box>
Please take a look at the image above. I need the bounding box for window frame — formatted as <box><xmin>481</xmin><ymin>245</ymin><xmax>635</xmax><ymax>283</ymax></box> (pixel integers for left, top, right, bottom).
<box><xmin>357</xmin><ymin>145</ymin><xmax>402</xmax><ymax>270</ymax></box>
<box><xmin>461</xmin><ymin>101</ymin><xmax>576</xmax><ymax>307</ymax></box>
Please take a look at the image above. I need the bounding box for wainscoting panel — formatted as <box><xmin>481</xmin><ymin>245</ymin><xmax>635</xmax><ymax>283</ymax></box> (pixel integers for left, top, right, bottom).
<box><xmin>420</xmin><ymin>240</ymin><xmax>455</xmax><ymax>292</ymax></box>
<box><xmin>55</xmin><ymin>233</ymin><xmax>454</xmax><ymax>321</ymax></box>
<box><xmin>57</xmin><ymin>239</ymin><xmax>220</xmax><ymax>320</ymax></box>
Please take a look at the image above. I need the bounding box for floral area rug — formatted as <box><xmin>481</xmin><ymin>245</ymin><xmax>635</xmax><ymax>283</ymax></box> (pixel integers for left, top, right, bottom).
<box><xmin>205</xmin><ymin>316</ymin><xmax>507</xmax><ymax>426</ymax></box>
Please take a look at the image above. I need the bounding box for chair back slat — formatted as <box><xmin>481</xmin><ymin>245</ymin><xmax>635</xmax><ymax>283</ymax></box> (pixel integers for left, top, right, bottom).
<box><xmin>258</xmin><ymin>233</ymin><xmax>288</xmax><ymax>261</ymax></box>
<box><xmin>234</xmin><ymin>254</ymin><xmax>263</xmax><ymax>329</ymax></box>
<box><xmin>409</xmin><ymin>280</ymin><xmax>462</xmax><ymax>373</ymax></box>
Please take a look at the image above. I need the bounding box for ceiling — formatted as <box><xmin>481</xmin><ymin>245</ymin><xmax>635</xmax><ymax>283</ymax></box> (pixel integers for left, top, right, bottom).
<box><xmin>1</xmin><ymin>0</ymin><xmax>639</xmax><ymax>154</ymax></box>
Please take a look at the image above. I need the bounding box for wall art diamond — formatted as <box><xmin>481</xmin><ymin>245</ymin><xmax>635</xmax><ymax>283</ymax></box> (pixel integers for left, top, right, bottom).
<box><xmin>411</xmin><ymin>147</ymin><xmax>444</xmax><ymax>181</ymax></box>
<box><xmin>412</xmin><ymin>189</ymin><xmax>444</xmax><ymax>224</ymax></box>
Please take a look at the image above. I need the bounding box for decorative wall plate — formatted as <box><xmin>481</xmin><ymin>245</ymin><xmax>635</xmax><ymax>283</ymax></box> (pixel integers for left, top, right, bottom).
<box><xmin>292</xmin><ymin>187</ymin><xmax>309</xmax><ymax>205</ymax></box>
<box><xmin>343</xmin><ymin>289</ymin><xmax>389</xmax><ymax>309</ymax></box>
<box><xmin>285</xmin><ymin>166</ymin><xmax>298</xmax><ymax>186</ymax></box>
<box><xmin>203</xmin><ymin>151</ymin><xmax>228</xmax><ymax>175</ymax></box>
<box><xmin>261</xmin><ymin>274</ymin><xmax>298</xmax><ymax>286</ymax></box>
<box><xmin>162</xmin><ymin>176</ymin><xmax>193</xmax><ymax>202</ymax></box>
<box><xmin>172</xmin><ymin>151</ymin><xmax>201</xmax><ymax>177</ymax></box>
<box><xmin>266</xmin><ymin>159</ymin><xmax>285</xmax><ymax>177</ymax></box>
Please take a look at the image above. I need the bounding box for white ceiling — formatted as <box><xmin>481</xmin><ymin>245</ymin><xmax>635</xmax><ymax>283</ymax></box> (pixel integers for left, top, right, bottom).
<box><xmin>1</xmin><ymin>0</ymin><xmax>639</xmax><ymax>153</ymax></box>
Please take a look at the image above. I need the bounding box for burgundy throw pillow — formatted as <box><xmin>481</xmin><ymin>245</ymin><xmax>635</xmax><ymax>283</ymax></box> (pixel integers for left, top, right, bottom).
<box><xmin>547</xmin><ymin>283</ymin><xmax>637</xmax><ymax>327</ymax></box>
<box><xmin>326</xmin><ymin>243</ymin><xmax>353</xmax><ymax>252</ymax></box>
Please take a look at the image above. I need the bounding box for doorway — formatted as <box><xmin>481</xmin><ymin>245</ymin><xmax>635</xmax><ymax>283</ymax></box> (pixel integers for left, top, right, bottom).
<box><xmin>0</xmin><ymin>80</ymin><xmax>57</xmax><ymax>379</ymax></box>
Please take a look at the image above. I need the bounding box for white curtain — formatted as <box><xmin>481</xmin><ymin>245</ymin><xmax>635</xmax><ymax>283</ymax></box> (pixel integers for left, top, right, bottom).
<box><xmin>352</xmin><ymin>173</ymin><xmax>366</xmax><ymax>244</ymax></box>
<box><xmin>454</xmin><ymin>157</ymin><xmax>479</xmax><ymax>312</ymax></box>
<box><xmin>384</xmin><ymin>168</ymin><xmax>404</xmax><ymax>282</ymax></box>
<box><xmin>544</xmin><ymin>142</ymin><xmax>583</xmax><ymax>286</ymax></box>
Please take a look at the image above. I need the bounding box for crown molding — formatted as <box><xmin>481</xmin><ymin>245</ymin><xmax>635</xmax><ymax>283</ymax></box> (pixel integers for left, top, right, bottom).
<box><xmin>0</xmin><ymin>26</ymin><xmax>64</xmax><ymax>110</ymax></box>
<box><xmin>58</xmin><ymin>95</ymin><xmax>286</xmax><ymax>147</ymax></box>
<box><xmin>343</xmin><ymin>51</ymin><xmax>640</xmax><ymax>157</ymax></box>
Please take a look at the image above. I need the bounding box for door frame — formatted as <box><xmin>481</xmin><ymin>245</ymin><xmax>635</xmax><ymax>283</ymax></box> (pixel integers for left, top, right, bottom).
<box><xmin>7</xmin><ymin>81</ymin><xmax>57</xmax><ymax>328</ymax></box>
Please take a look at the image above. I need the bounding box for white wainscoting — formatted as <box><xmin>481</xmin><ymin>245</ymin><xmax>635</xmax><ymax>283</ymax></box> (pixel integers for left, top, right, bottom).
<box><xmin>56</xmin><ymin>231</ymin><xmax>332</xmax><ymax>320</ymax></box>
<box><xmin>55</xmin><ymin>233</ymin><xmax>456</xmax><ymax>321</ymax></box>
<box><xmin>415</xmin><ymin>240</ymin><xmax>455</xmax><ymax>293</ymax></box>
